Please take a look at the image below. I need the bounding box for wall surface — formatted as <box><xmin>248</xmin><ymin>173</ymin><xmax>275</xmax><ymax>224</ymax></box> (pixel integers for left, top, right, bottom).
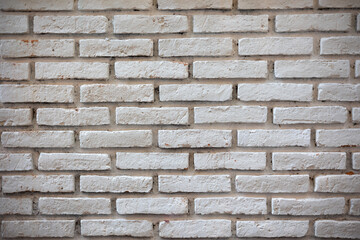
<box><xmin>0</xmin><ymin>0</ymin><xmax>360</xmax><ymax>239</ymax></box>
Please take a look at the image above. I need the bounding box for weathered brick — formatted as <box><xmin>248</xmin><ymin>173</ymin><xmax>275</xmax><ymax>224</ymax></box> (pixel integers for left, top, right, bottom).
<box><xmin>0</xmin><ymin>153</ymin><xmax>33</xmax><ymax>171</ymax></box>
<box><xmin>37</xmin><ymin>107</ymin><xmax>110</xmax><ymax>126</ymax></box>
<box><xmin>0</xmin><ymin>84</ymin><xmax>74</xmax><ymax>103</ymax></box>
<box><xmin>158</xmin><ymin>0</ymin><xmax>232</xmax><ymax>9</ymax></box>
<box><xmin>353</xmin><ymin>153</ymin><xmax>360</xmax><ymax>170</ymax></box>
<box><xmin>159</xmin><ymin>38</ymin><xmax>233</xmax><ymax>57</ymax></box>
<box><xmin>238</xmin><ymin>129</ymin><xmax>311</xmax><ymax>147</ymax></box>
<box><xmin>78</xmin><ymin>0</ymin><xmax>152</xmax><ymax>10</ymax></box>
<box><xmin>276</xmin><ymin>13</ymin><xmax>351</xmax><ymax>32</ymax></box>
<box><xmin>39</xmin><ymin>197</ymin><xmax>111</xmax><ymax>215</ymax></box>
<box><xmin>2</xmin><ymin>220</ymin><xmax>75</xmax><ymax>238</ymax></box>
<box><xmin>193</xmin><ymin>15</ymin><xmax>268</xmax><ymax>33</ymax></box>
<box><xmin>160</xmin><ymin>84</ymin><xmax>232</xmax><ymax>102</ymax></box>
<box><xmin>315</xmin><ymin>175</ymin><xmax>360</xmax><ymax>193</ymax></box>
<box><xmin>238</xmin><ymin>0</ymin><xmax>313</xmax><ymax>9</ymax></box>
<box><xmin>275</xmin><ymin>60</ymin><xmax>349</xmax><ymax>78</ymax></box>
<box><xmin>2</xmin><ymin>175</ymin><xmax>74</xmax><ymax>193</ymax></box>
<box><xmin>272</xmin><ymin>152</ymin><xmax>346</xmax><ymax>170</ymax></box>
<box><xmin>34</xmin><ymin>16</ymin><xmax>107</xmax><ymax>34</ymax></box>
<box><xmin>0</xmin><ymin>198</ymin><xmax>32</xmax><ymax>215</ymax></box>
<box><xmin>194</xmin><ymin>152</ymin><xmax>266</xmax><ymax>170</ymax></box>
<box><xmin>0</xmin><ymin>15</ymin><xmax>28</xmax><ymax>33</ymax></box>
<box><xmin>0</xmin><ymin>62</ymin><xmax>29</xmax><ymax>80</ymax></box>
<box><xmin>350</xmin><ymin>199</ymin><xmax>360</xmax><ymax>215</ymax></box>
<box><xmin>238</xmin><ymin>83</ymin><xmax>313</xmax><ymax>102</ymax></box>
<box><xmin>236</xmin><ymin>221</ymin><xmax>309</xmax><ymax>238</ymax></box>
<box><xmin>114</xmin><ymin>15</ymin><xmax>188</xmax><ymax>34</ymax></box>
<box><xmin>0</xmin><ymin>108</ymin><xmax>32</xmax><ymax>126</ymax></box>
<box><xmin>318</xmin><ymin>84</ymin><xmax>360</xmax><ymax>101</ymax></box>
<box><xmin>158</xmin><ymin>130</ymin><xmax>232</xmax><ymax>148</ymax></box>
<box><xmin>193</xmin><ymin>60</ymin><xmax>267</xmax><ymax>78</ymax></box>
<box><xmin>80</xmin><ymin>131</ymin><xmax>152</xmax><ymax>148</ymax></box>
<box><xmin>239</xmin><ymin>37</ymin><xmax>313</xmax><ymax>55</ymax></box>
<box><xmin>195</xmin><ymin>197</ymin><xmax>267</xmax><ymax>215</ymax></box>
<box><xmin>38</xmin><ymin>153</ymin><xmax>111</xmax><ymax>171</ymax></box>
<box><xmin>319</xmin><ymin>0</ymin><xmax>360</xmax><ymax>8</ymax></box>
<box><xmin>115</xmin><ymin>61</ymin><xmax>188</xmax><ymax>79</ymax></box>
<box><xmin>116</xmin><ymin>152</ymin><xmax>189</xmax><ymax>170</ymax></box>
<box><xmin>159</xmin><ymin>175</ymin><xmax>231</xmax><ymax>193</ymax></box>
<box><xmin>272</xmin><ymin>198</ymin><xmax>345</xmax><ymax>215</ymax></box>
<box><xmin>236</xmin><ymin>175</ymin><xmax>310</xmax><ymax>193</ymax></box>
<box><xmin>80</xmin><ymin>84</ymin><xmax>153</xmax><ymax>103</ymax></box>
<box><xmin>80</xmin><ymin>175</ymin><xmax>152</xmax><ymax>193</ymax></box>
<box><xmin>35</xmin><ymin>62</ymin><xmax>109</xmax><ymax>80</ymax></box>
<box><xmin>81</xmin><ymin>219</ymin><xmax>153</xmax><ymax>237</ymax></box>
<box><xmin>356</xmin><ymin>60</ymin><xmax>360</xmax><ymax>77</ymax></box>
<box><xmin>0</xmin><ymin>0</ymin><xmax>74</xmax><ymax>11</ymax></box>
<box><xmin>315</xmin><ymin>221</ymin><xmax>360</xmax><ymax>239</ymax></box>
<box><xmin>273</xmin><ymin>106</ymin><xmax>347</xmax><ymax>124</ymax></box>
<box><xmin>0</xmin><ymin>39</ymin><xmax>74</xmax><ymax>58</ymax></box>
<box><xmin>80</xmin><ymin>39</ymin><xmax>153</xmax><ymax>57</ymax></box>
<box><xmin>116</xmin><ymin>197</ymin><xmax>188</xmax><ymax>214</ymax></box>
<box><xmin>358</xmin><ymin>14</ymin><xmax>360</xmax><ymax>31</ymax></box>
<box><xmin>1</xmin><ymin>131</ymin><xmax>74</xmax><ymax>148</ymax></box>
<box><xmin>316</xmin><ymin>129</ymin><xmax>360</xmax><ymax>147</ymax></box>
<box><xmin>321</xmin><ymin>37</ymin><xmax>360</xmax><ymax>55</ymax></box>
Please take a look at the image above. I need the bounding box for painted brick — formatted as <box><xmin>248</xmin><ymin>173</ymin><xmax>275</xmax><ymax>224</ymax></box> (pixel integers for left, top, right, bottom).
<box><xmin>315</xmin><ymin>175</ymin><xmax>360</xmax><ymax>193</ymax></box>
<box><xmin>0</xmin><ymin>62</ymin><xmax>29</xmax><ymax>80</ymax></box>
<box><xmin>0</xmin><ymin>153</ymin><xmax>33</xmax><ymax>171</ymax></box>
<box><xmin>238</xmin><ymin>0</ymin><xmax>313</xmax><ymax>9</ymax></box>
<box><xmin>318</xmin><ymin>84</ymin><xmax>360</xmax><ymax>101</ymax></box>
<box><xmin>350</xmin><ymin>199</ymin><xmax>360</xmax><ymax>215</ymax></box>
<box><xmin>0</xmin><ymin>198</ymin><xmax>32</xmax><ymax>215</ymax></box>
<box><xmin>356</xmin><ymin>60</ymin><xmax>360</xmax><ymax>77</ymax></box>
<box><xmin>0</xmin><ymin>108</ymin><xmax>32</xmax><ymax>126</ymax></box>
<box><xmin>316</xmin><ymin>129</ymin><xmax>360</xmax><ymax>147</ymax></box>
<box><xmin>321</xmin><ymin>37</ymin><xmax>360</xmax><ymax>55</ymax></box>
<box><xmin>353</xmin><ymin>153</ymin><xmax>360</xmax><ymax>170</ymax></box>
<box><xmin>158</xmin><ymin>175</ymin><xmax>231</xmax><ymax>193</ymax></box>
<box><xmin>158</xmin><ymin>0</ymin><xmax>232</xmax><ymax>10</ymax></box>
<box><xmin>0</xmin><ymin>0</ymin><xmax>74</xmax><ymax>11</ymax></box>
<box><xmin>319</xmin><ymin>0</ymin><xmax>360</xmax><ymax>8</ymax></box>
<box><xmin>78</xmin><ymin>0</ymin><xmax>152</xmax><ymax>10</ymax></box>
<box><xmin>0</xmin><ymin>15</ymin><xmax>28</xmax><ymax>33</ymax></box>
<box><xmin>315</xmin><ymin>221</ymin><xmax>360</xmax><ymax>239</ymax></box>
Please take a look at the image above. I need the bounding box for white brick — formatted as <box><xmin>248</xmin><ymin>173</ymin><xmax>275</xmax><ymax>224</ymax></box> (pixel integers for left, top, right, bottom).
<box><xmin>350</xmin><ymin>199</ymin><xmax>360</xmax><ymax>215</ymax></box>
<box><xmin>116</xmin><ymin>197</ymin><xmax>188</xmax><ymax>214</ymax></box>
<box><xmin>272</xmin><ymin>152</ymin><xmax>346</xmax><ymax>170</ymax></box>
<box><xmin>238</xmin><ymin>83</ymin><xmax>313</xmax><ymax>102</ymax></box>
<box><xmin>238</xmin><ymin>0</ymin><xmax>312</xmax><ymax>9</ymax></box>
<box><xmin>272</xmin><ymin>198</ymin><xmax>345</xmax><ymax>215</ymax></box>
<box><xmin>37</xmin><ymin>108</ymin><xmax>110</xmax><ymax>126</ymax></box>
<box><xmin>1</xmin><ymin>131</ymin><xmax>74</xmax><ymax>148</ymax></box>
<box><xmin>0</xmin><ymin>39</ymin><xmax>74</xmax><ymax>58</ymax></box>
<box><xmin>159</xmin><ymin>220</ymin><xmax>231</xmax><ymax>238</ymax></box>
<box><xmin>193</xmin><ymin>15</ymin><xmax>268</xmax><ymax>33</ymax></box>
<box><xmin>353</xmin><ymin>153</ymin><xmax>360</xmax><ymax>170</ymax></box>
<box><xmin>239</xmin><ymin>37</ymin><xmax>313</xmax><ymax>55</ymax></box>
<box><xmin>0</xmin><ymin>153</ymin><xmax>33</xmax><ymax>171</ymax></box>
<box><xmin>80</xmin><ymin>131</ymin><xmax>152</xmax><ymax>148</ymax></box>
<box><xmin>275</xmin><ymin>60</ymin><xmax>350</xmax><ymax>78</ymax></box>
<box><xmin>195</xmin><ymin>197</ymin><xmax>267</xmax><ymax>215</ymax></box>
<box><xmin>114</xmin><ymin>15</ymin><xmax>187</xmax><ymax>34</ymax></box>
<box><xmin>116</xmin><ymin>107</ymin><xmax>188</xmax><ymax>125</ymax></box>
<box><xmin>0</xmin><ymin>0</ymin><xmax>74</xmax><ymax>11</ymax></box>
<box><xmin>115</xmin><ymin>61</ymin><xmax>188</xmax><ymax>79</ymax></box>
<box><xmin>236</xmin><ymin>221</ymin><xmax>309</xmax><ymax>238</ymax></box>
<box><xmin>0</xmin><ymin>62</ymin><xmax>29</xmax><ymax>80</ymax></box>
<box><xmin>35</xmin><ymin>62</ymin><xmax>109</xmax><ymax>80</ymax></box>
<box><xmin>356</xmin><ymin>60</ymin><xmax>360</xmax><ymax>77</ymax></box>
<box><xmin>319</xmin><ymin>0</ymin><xmax>360</xmax><ymax>8</ymax></box>
<box><xmin>80</xmin><ymin>84</ymin><xmax>153</xmax><ymax>103</ymax></box>
<box><xmin>358</xmin><ymin>14</ymin><xmax>360</xmax><ymax>31</ymax></box>
<box><xmin>0</xmin><ymin>15</ymin><xmax>28</xmax><ymax>33</ymax></box>
<box><xmin>2</xmin><ymin>220</ymin><xmax>75</xmax><ymax>238</ymax></box>
<box><xmin>2</xmin><ymin>175</ymin><xmax>74</xmax><ymax>193</ymax></box>
<box><xmin>78</xmin><ymin>0</ymin><xmax>152</xmax><ymax>10</ymax></box>
<box><xmin>80</xmin><ymin>175</ymin><xmax>152</xmax><ymax>193</ymax></box>
<box><xmin>193</xmin><ymin>60</ymin><xmax>267</xmax><ymax>78</ymax></box>
<box><xmin>39</xmin><ymin>197</ymin><xmax>111</xmax><ymax>215</ymax></box>
<box><xmin>238</xmin><ymin>129</ymin><xmax>311</xmax><ymax>147</ymax></box>
<box><xmin>158</xmin><ymin>129</ymin><xmax>231</xmax><ymax>148</ymax></box>
<box><xmin>236</xmin><ymin>175</ymin><xmax>310</xmax><ymax>193</ymax></box>
<box><xmin>321</xmin><ymin>37</ymin><xmax>360</xmax><ymax>55</ymax></box>
<box><xmin>80</xmin><ymin>39</ymin><xmax>153</xmax><ymax>57</ymax></box>
<box><xmin>159</xmin><ymin>175</ymin><xmax>231</xmax><ymax>193</ymax></box>
<box><xmin>116</xmin><ymin>152</ymin><xmax>189</xmax><ymax>170</ymax></box>
<box><xmin>315</xmin><ymin>221</ymin><xmax>360</xmax><ymax>239</ymax></box>
<box><xmin>0</xmin><ymin>108</ymin><xmax>32</xmax><ymax>126</ymax></box>
<box><xmin>195</xmin><ymin>106</ymin><xmax>267</xmax><ymax>124</ymax></box>
<box><xmin>276</xmin><ymin>13</ymin><xmax>351</xmax><ymax>32</ymax></box>
<box><xmin>273</xmin><ymin>106</ymin><xmax>347</xmax><ymax>124</ymax></box>
<box><xmin>316</xmin><ymin>129</ymin><xmax>360</xmax><ymax>147</ymax></box>
<box><xmin>318</xmin><ymin>84</ymin><xmax>360</xmax><ymax>101</ymax></box>
<box><xmin>158</xmin><ymin>0</ymin><xmax>232</xmax><ymax>9</ymax></box>
<box><xmin>0</xmin><ymin>198</ymin><xmax>32</xmax><ymax>215</ymax></box>
<box><xmin>159</xmin><ymin>38</ymin><xmax>233</xmax><ymax>57</ymax></box>
<box><xmin>34</xmin><ymin>16</ymin><xmax>108</xmax><ymax>34</ymax></box>
<box><xmin>160</xmin><ymin>84</ymin><xmax>232</xmax><ymax>102</ymax></box>
<box><xmin>194</xmin><ymin>152</ymin><xmax>266</xmax><ymax>170</ymax></box>
<box><xmin>0</xmin><ymin>84</ymin><xmax>74</xmax><ymax>103</ymax></box>
<box><xmin>81</xmin><ymin>219</ymin><xmax>153</xmax><ymax>237</ymax></box>
<box><xmin>315</xmin><ymin>175</ymin><xmax>360</xmax><ymax>193</ymax></box>
<box><xmin>38</xmin><ymin>153</ymin><xmax>111</xmax><ymax>171</ymax></box>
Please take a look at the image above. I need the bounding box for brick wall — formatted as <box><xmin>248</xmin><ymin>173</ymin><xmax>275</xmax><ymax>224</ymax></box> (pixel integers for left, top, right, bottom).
<box><xmin>0</xmin><ymin>0</ymin><xmax>360</xmax><ymax>238</ymax></box>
